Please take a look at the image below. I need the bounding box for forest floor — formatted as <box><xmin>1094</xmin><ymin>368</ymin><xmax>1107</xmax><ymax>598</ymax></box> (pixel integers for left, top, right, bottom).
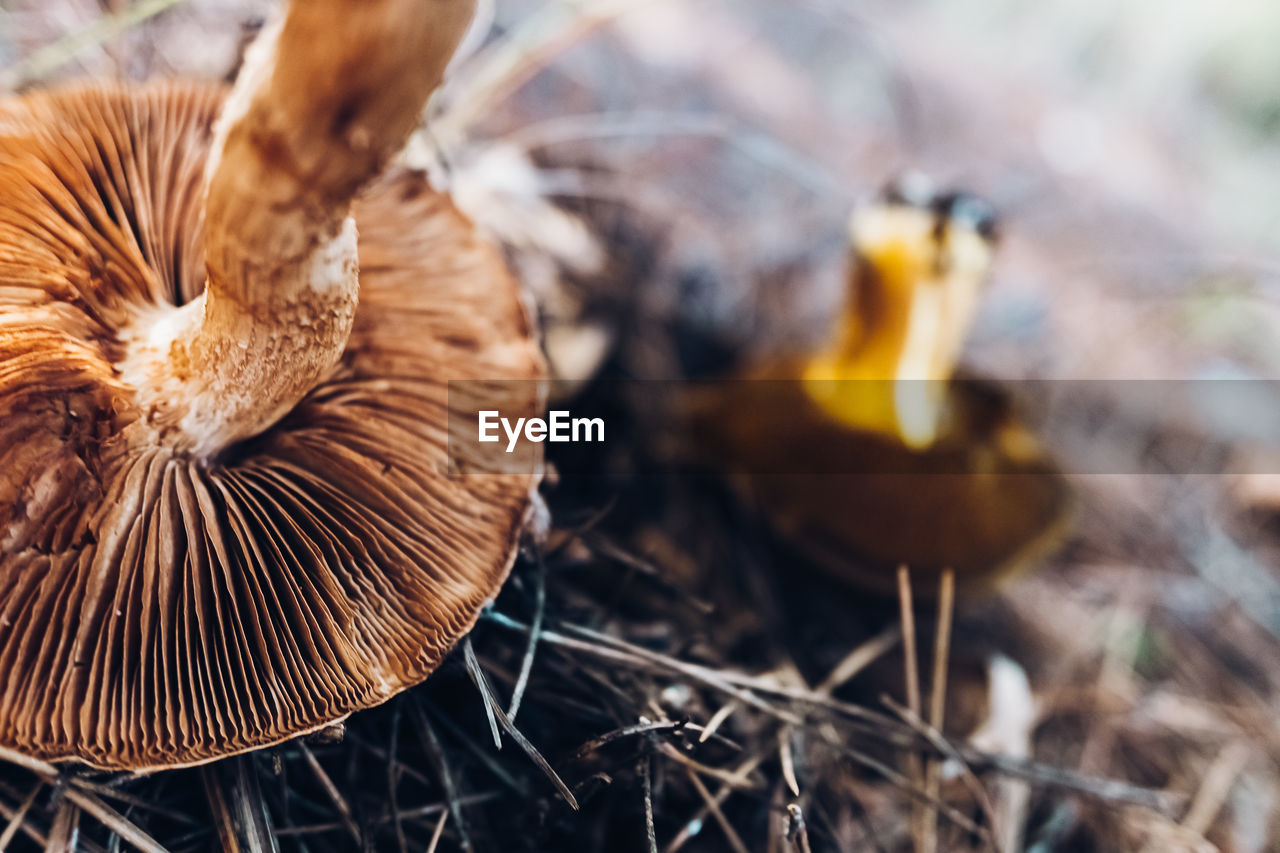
<box><xmin>3</xmin><ymin>1</ymin><xmax>1280</xmax><ymax>850</ymax></box>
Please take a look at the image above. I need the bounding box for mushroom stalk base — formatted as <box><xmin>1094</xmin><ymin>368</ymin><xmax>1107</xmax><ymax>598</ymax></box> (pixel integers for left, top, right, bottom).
<box><xmin>115</xmin><ymin>0</ymin><xmax>478</xmax><ymax>460</ymax></box>
<box><xmin>119</xmin><ymin>220</ymin><xmax>358</xmax><ymax>459</ymax></box>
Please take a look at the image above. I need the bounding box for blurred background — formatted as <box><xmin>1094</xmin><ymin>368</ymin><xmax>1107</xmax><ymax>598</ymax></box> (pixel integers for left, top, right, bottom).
<box><xmin>4</xmin><ymin>1</ymin><xmax>1280</xmax><ymax>851</ymax></box>
<box><xmin>8</xmin><ymin>0</ymin><xmax>1280</xmax><ymax>374</ymax></box>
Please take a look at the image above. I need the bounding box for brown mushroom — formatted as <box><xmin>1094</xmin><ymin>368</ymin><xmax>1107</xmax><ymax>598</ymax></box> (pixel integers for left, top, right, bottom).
<box><xmin>0</xmin><ymin>0</ymin><xmax>545</xmax><ymax>770</ymax></box>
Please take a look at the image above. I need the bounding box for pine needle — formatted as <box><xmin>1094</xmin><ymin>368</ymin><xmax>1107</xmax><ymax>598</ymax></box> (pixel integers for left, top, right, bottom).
<box><xmin>1</xmin><ymin>0</ymin><xmax>189</xmax><ymax>90</ymax></box>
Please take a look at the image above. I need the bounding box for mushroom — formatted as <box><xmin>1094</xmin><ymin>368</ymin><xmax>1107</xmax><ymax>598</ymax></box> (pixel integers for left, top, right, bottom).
<box><xmin>0</xmin><ymin>0</ymin><xmax>545</xmax><ymax>770</ymax></box>
<box><xmin>686</xmin><ymin>180</ymin><xmax>1073</xmax><ymax>592</ymax></box>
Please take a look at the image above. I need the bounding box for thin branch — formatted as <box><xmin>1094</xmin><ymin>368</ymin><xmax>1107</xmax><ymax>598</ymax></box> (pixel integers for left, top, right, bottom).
<box><xmin>462</xmin><ymin>645</ymin><xmax>580</xmax><ymax>809</ymax></box>
<box><xmin>507</xmin><ymin>555</ymin><xmax>548</xmax><ymax>723</ymax></box>
<box><xmin>0</xmin><ymin>784</ymin><xmax>42</xmax><ymax>851</ymax></box>
<box><xmin>270</xmin><ymin>792</ymin><xmax>499</xmax><ymax>837</ymax></box>
<box><xmin>882</xmin><ymin>696</ymin><xmax>1000</xmax><ymax>847</ymax></box>
<box><xmin>408</xmin><ymin>693</ymin><xmax>473</xmax><ymax>852</ymax></box>
<box><xmin>922</xmin><ymin>570</ymin><xmax>956</xmax><ymax>853</ymax></box>
<box><xmin>815</xmin><ymin>628</ymin><xmax>901</xmax><ymax>695</ymax></box>
<box><xmin>464</xmin><ymin>639</ymin><xmax>504</xmax><ymax>750</ymax></box>
<box><xmin>683</xmin><ymin>767</ymin><xmax>750</xmax><ymax>853</ymax></box>
<box><xmin>665</xmin><ymin>751</ymin><xmax>768</xmax><ymax>853</ymax></box>
<box><xmin>573</xmin><ymin>720</ymin><xmax>737</xmax><ymax>759</ymax></box>
<box><xmin>897</xmin><ymin>566</ymin><xmax>925</xmax><ymax>853</ymax></box>
<box><xmin>296</xmin><ymin>742</ymin><xmax>361</xmax><ymax>847</ymax></box>
<box><xmin>640</xmin><ymin>754</ymin><xmax>658</xmax><ymax>853</ymax></box>
<box><xmin>388</xmin><ymin>702</ymin><xmax>408</xmax><ymax>853</ymax></box>
<box><xmin>424</xmin><ymin>809</ymin><xmax>450</xmax><ymax>853</ymax></box>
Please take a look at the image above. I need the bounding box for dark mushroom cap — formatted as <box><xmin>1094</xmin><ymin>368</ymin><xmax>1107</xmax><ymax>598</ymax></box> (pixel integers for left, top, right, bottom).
<box><xmin>691</xmin><ymin>378</ymin><xmax>1073</xmax><ymax>593</ymax></box>
<box><xmin>0</xmin><ymin>83</ymin><xmax>545</xmax><ymax>770</ymax></box>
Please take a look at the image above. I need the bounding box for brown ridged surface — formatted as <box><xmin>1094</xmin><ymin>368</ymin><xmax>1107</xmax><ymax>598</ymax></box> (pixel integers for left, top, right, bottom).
<box><xmin>0</xmin><ymin>84</ymin><xmax>545</xmax><ymax>770</ymax></box>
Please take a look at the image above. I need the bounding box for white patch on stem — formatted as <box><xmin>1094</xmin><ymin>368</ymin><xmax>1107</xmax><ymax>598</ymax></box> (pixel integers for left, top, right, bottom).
<box><xmin>309</xmin><ymin>217</ymin><xmax>359</xmax><ymax>294</ymax></box>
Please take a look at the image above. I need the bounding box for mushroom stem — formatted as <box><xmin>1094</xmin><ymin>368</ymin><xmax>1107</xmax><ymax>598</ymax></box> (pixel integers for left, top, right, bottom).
<box><xmin>801</xmin><ymin>203</ymin><xmax>992</xmax><ymax>450</ymax></box>
<box><xmin>120</xmin><ymin>0</ymin><xmax>476</xmax><ymax>458</ymax></box>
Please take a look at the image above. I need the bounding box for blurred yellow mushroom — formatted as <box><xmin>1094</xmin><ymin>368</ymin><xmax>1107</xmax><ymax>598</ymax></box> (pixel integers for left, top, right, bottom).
<box><xmin>688</xmin><ymin>177</ymin><xmax>1074</xmax><ymax>593</ymax></box>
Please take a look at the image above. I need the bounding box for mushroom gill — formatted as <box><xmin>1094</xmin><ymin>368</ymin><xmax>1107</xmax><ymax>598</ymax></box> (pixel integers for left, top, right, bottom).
<box><xmin>0</xmin><ymin>0</ymin><xmax>545</xmax><ymax>771</ymax></box>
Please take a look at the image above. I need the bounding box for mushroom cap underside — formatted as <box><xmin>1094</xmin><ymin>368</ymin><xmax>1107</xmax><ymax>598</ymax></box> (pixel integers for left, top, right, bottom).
<box><xmin>0</xmin><ymin>83</ymin><xmax>545</xmax><ymax>770</ymax></box>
